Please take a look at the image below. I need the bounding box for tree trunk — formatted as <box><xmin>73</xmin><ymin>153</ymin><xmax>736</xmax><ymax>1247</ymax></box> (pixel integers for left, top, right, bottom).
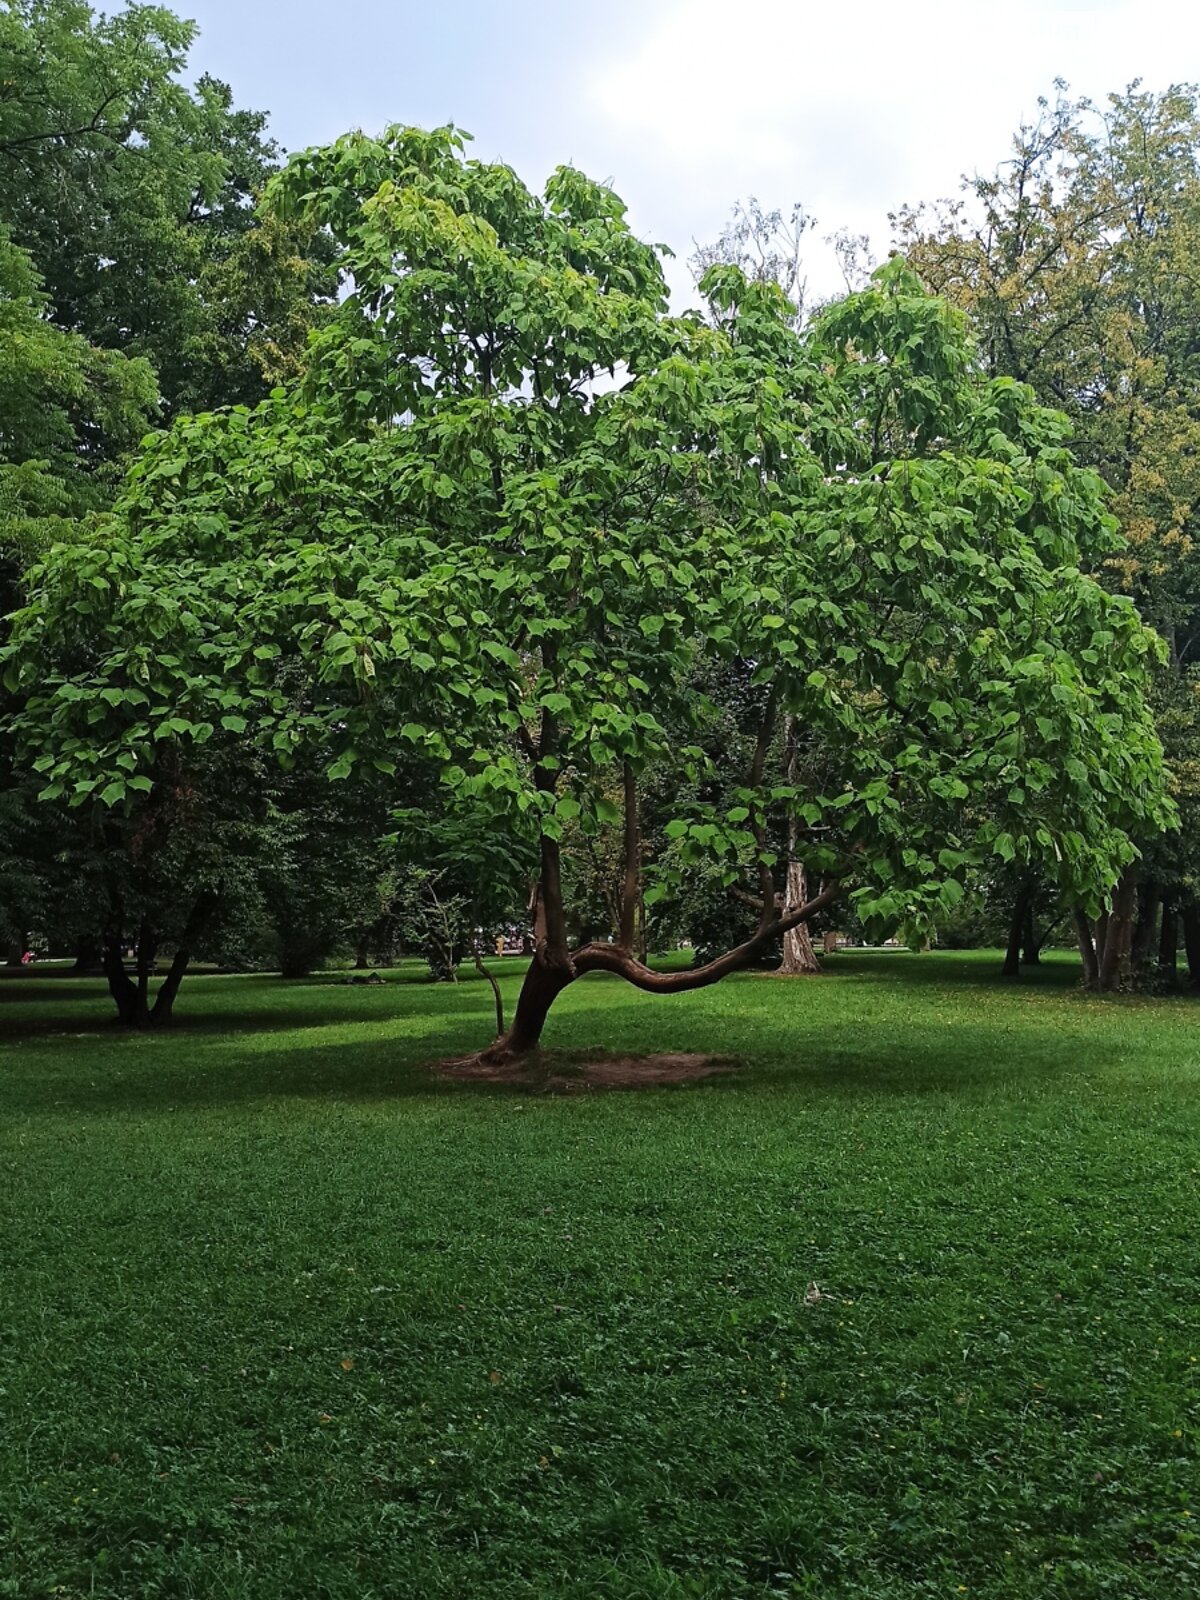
<box><xmin>6</xmin><ymin>933</ymin><xmax>26</xmax><ymax>967</ymax></box>
<box><xmin>778</xmin><ymin>861</ymin><xmax>820</xmax><ymax>974</ymax></box>
<box><xmin>72</xmin><ymin>936</ymin><xmax>103</xmax><ymax>975</ymax></box>
<box><xmin>474</xmin><ymin>943</ymin><xmax>505</xmax><ymax>1038</ymax></box>
<box><xmin>1093</xmin><ymin>910</ymin><xmax>1109</xmax><ymax>973</ymax></box>
<box><xmin>1131</xmin><ymin>880</ymin><xmax>1161</xmax><ymax>969</ymax></box>
<box><xmin>354</xmin><ymin>939</ymin><xmax>370</xmax><ymax>970</ymax></box>
<box><xmin>1183</xmin><ymin>907</ymin><xmax>1200</xmax><ymax>989</ymax></box>
<box><xmin>1020</xmin><ymin>896</ymin><xmax>1040</xmax><ymax>965</ymax></box>
<box><xmin>481</xmin><ymin>876</ymin><xmax>845</xmax><ymax>1063</ymax></box>
<box><xmin>1002</xmin><ymin>885</ymin><xmax>1031</xmax><ymax>978</ymax></box>
<box><xmin>136</xmin><ymin>920</ymin><xmax>156</xmax><ymax>1011</ymax></box>
<box><xmin>1158</xmin><ymin>902</ymin><xmax>1178</xmax><ymax>986</ymax></box>
<box><xmin>1074</xmin><ymin>909</ymin><xmax>1099</xmax><ymax>989</ymax></box>
<box><xmin>777</xmin><ymin>718</ymin><xmax>820</xmax><ymax>976</ymax></box>
<box><xmin>101</xmin><ymin>891</ymin><xmax>218</xmax><ymax>1026</ymax></box>
<box><xmin>149</xmin><ymin>889</ymin><xmax>219</xmax><ymax>1025</ymax></box>
<box><xmin>483</xmin><ymin>953</ymin><xmax>575</xmax><ymax>1061</ymax></box>
<box><xmin>103</xmin><ymin>936</ymin><xmax>149</xmax><ymax>1026</ymax></box>
<box><xmin>1097</xmin><ymin>867</ymin><xmax>1137</xmax><ymax>992</ymax></box>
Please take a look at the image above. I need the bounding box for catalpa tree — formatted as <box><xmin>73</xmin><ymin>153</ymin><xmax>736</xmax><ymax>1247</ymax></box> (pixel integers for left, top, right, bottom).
<box><xmin>4</xmin><ymin>126</ymin><xmax>1171</xmax><ymax>1051</ymax></box>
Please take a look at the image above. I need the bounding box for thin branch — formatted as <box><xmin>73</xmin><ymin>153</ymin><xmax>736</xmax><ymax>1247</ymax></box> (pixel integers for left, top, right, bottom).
<box><xmin>619</xmin><ymin>760</ymin><xmax>640</xmax><ymax>949</ymax></box>
<box><xmin>749</xmin><ymin>686</ymin><xmax>780</xmax><ymax>930</ymax></box>
<box><xmin>473</xmin><ymin>941</ymin><xmax>505</xmax><ymax>1036</ymax></box>
<box><xmin>0</xmin><ymin>87</ymin><xmax>126</xmax><ymax>156</ymax></box>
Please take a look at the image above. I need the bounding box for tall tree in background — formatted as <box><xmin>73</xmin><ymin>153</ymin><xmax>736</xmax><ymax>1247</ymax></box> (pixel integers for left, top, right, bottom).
<box><xmin>896</xmin><ymin>82</ymin><xmax>1200</xmax><ymax>986</ymax></box>
<box><xmin>0</xmin><ymin>225</ymin><xmax>158</xmax><ymax>964</ymax></box>
<box><xmin>0</xmin><ymin>0</ymin><xmax>338</xmax><ymax>418</ymax></box>
<box><xmin>692</xmin><ymin>201</ymin><xmax>827</xmax><ymax>973</ymax></box>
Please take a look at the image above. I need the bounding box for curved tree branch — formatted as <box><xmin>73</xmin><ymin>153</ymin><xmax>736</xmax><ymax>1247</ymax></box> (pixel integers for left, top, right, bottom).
<box><xmin>570</xmin><ymin>875</ymin><xmax>844</xmax><ymax>994</ymax></box>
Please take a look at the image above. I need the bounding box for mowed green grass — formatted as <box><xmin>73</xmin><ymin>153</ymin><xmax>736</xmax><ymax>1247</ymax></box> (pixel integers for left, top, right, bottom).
<box><xmin>1</xmin><ymin>952</ymin><xmax>1198</xmax><ymax>1600</ymax></box>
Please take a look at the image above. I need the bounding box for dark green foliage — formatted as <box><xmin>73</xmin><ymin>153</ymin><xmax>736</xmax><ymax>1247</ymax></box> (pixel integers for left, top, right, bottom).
<box><xmin>0</xmin><ymin>0</ymin><xmax>339</xmax><ymax>417</ymax></box>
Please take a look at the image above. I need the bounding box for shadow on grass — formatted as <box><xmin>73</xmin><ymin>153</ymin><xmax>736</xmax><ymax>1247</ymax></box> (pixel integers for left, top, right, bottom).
<box><xmin>0</xmin><ymin>1004</ymin><xmax>1124</xmax><ymax>1118</ymax></box>
<box><xmin>0</xmin><ymin>970</ymin><xmax>515</xmax><ymax>1043</ymax></box>
<box><xmin>0</xmin><ymin>950</ymin><xmax>1095</xmax><ymax>1040</ymax></box>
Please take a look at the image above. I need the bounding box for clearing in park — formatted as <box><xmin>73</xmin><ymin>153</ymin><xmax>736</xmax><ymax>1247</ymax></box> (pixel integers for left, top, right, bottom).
<box><xmin>2</xmin><ymin>950</ymin><xmax>1197</xmax><ymax>1599</ymax></box>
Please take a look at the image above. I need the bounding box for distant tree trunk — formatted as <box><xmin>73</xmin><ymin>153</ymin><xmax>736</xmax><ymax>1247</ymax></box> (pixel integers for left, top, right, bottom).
<box><xmin>1158</xmin><ymin>902</ymin><xmax>1179</xmax><ymax>986</ymax></box>
<box><xmin>354</xmin><ymin>938</ymin><xmax>370</xmax><ymax>970</ymax></box>
<box><xmin>778</xmin><ymin>861</ymin><xmax>820</xmax><ymax>974</ymax></box>
<box><xmin>1003</xmin><ymin>885</ymin><xmax>1032</xmax><ymax>977</ymax></box>
<box><xmin>103</xmin><ymin>936</ymin><xmax>146</xmax><ymax>1026</ymax></box>
<box><xmin>1020</xmin><ymin>896</ymin><xmax>1040</xmax><ymax>964</ymax></box>
<box><xmin>149</xmin><ymin>889</ymin><xmax>219</xmax><ymax>1025</ymax></box>
<box><xmin>1093</xmin><ymin>909</ymin><xmax>1109</xmax><ymax>974</ymax></box>
<box><xmin>777</xmin><ymin>717</ymin><xmax>820</xmax><ymax>976</ymax></box>
<box><xmin>1074</xmin><ymin>910</ymin><xmax>1099</xmax><ymax>989</ymax></box>
<box><xmin>6</xmin><ymin>933</ymin><xmax>26</xmax><ymax>967</ymax></box>
<box><xmin>102</xmin><ymin>891</ymin><xmax>218</xmax><ymax>1026</ymax></box>
<box><xmin>1183</xmin><ymin>907</ymin><xmax>1200</xmax><ymax>989</ymax></box>
<box><xmin>72</xmin><ymin>936</ymin><xmax>103</xmax><ymax>975</ymax></box>
<box><xmin>1131</xmin><ymin>880</ymin><xmax>1161</xmax><ymax>968</ymax></box>
<box><xmin>279</xmin><ymin>930</ymin><xmax>328</xmax><ymax>980</ymax></box>
<box><xmin>1097</xmin><ymin>868</ymin><xmax>1137</xmax><ymax>991</ymax></box>
<box><xmin>136</xmin><ymin>920</ymin><xmax>157</xmax><ymax>1013</ymax></box>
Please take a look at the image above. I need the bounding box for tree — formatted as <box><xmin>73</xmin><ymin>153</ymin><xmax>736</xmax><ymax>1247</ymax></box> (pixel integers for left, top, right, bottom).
<box><xmin>3</xmin><ymin>126</ymin><xmax>1172</xmax><ymax>1060</ymax></box>
<box><xmin>895</xmin><ymin>82</ymin><xmax>1200</xmax><ymax>987</ymax></box>
<box><xmin>0</xmin><ymin>224</ymin><xmax>160</xmax><ymax>964</ymax></box>
<box><xmin>0</xmin><ymin>226</ymin><xmax>158</xmax><ymax>583</ymax></box>
<box><xmin>0</xmin><ymin>0</ymin><xmax>338</xmax><ymax>418</ymax></box>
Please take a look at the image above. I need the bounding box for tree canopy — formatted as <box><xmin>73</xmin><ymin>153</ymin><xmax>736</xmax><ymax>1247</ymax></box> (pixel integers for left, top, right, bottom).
<box><xmin>896</xmin><ymin>81</ymin><xmax>1200</xmax><ymax>981</ymax></box>
<box><xmin>2</xmin><ymin>123</ymin><xmax>1171</xmax><ymax>1040</ymax></box>
<box><xmin>0</xmin><ymin>0</ymin><xmax>339</xmax><ymax>417</ymax></box>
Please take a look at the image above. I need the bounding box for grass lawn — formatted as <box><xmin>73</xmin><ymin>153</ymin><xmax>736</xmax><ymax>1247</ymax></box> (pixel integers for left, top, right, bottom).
<box><xmin>2</xmin><ymin>950</ymin><xmax>1198</xmax><ymax>1599</ymax></box>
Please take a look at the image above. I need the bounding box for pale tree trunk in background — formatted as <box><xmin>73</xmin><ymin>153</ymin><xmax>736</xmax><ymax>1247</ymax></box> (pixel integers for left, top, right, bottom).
<box><xmin>777</xmin><ymin>715</ymin><xmax>820</xmax><ymax>976</ymax></box>
<box><xmin>779</xmin><ymin>860</ymin><xmax>820</xmax><ymax>974</ymax></box>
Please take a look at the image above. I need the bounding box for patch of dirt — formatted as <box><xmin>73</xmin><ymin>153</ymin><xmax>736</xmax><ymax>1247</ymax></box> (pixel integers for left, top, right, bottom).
<box><xmin>430</xmin><ymin>1051</ymin><xmax>740</xmax><ymax>1093</ymax></box>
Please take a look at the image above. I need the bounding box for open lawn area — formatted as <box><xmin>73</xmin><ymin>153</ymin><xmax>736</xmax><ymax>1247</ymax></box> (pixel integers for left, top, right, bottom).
<box><xmin>2</xmin><ymin>951</ymin><xmax>1199</xmax><ymax>1598</ymax></box>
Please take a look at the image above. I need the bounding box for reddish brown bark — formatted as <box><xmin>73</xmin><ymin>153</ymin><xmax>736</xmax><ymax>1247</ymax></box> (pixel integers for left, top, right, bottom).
<box><xmin>483</xmin><ymin>876</ymin><xmax>844</xmax><ymax>1063</ymax></box>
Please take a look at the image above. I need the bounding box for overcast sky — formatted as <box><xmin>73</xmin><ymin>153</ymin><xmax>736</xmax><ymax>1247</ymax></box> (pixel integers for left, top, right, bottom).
<box><xmin>178</xmin><ymin>0</ymin><xmax>1200</xmax><ymax>304</ymax></box>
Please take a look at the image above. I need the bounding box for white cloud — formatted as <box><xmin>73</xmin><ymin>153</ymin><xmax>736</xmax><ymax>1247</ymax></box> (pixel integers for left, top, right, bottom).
<box><xmin>583</xmin><ymin>0</ymin><xmax>1200</xmax><ymax>306</ymax></box>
